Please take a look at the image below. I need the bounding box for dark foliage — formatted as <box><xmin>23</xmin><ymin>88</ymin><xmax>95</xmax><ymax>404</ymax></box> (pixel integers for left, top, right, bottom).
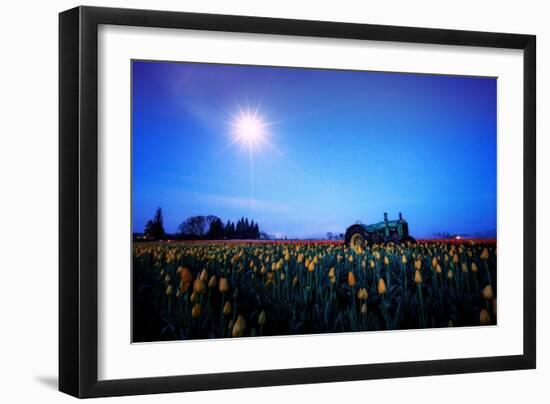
<box><xmin>143</xmin><ymin>208</ymin><xmax>166</xmax><ymax>240</ymax></box>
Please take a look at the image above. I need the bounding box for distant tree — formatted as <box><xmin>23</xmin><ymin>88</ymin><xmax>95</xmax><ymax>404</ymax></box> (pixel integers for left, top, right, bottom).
<box><xmin>144</xmin><ymin>207</ymin><xmax>166</xmax><ymax>240</ymax></box>
<box><xmin>207</xmin><ymin>217</ymin><xmax>225</xmax><ymax>240</ymax></box>
<box><xmin>326</xmin><ymin>232</ymin><xmax>334</xmax><ymax>240</ymax></box>
<box><xmin>224</xmin><ymin>220</ymin><xmax>233</xmax><ymax>239</ymax></box>
<box><xmin>236</xmin><ymin>217</ymin><xmax>244</xmax><ymax>239</ymax></box>
<box><xmin>205</xmin><ymin>215</ymin><xmax>219</xmax><ymax>232</ymax></box>
<box><xmin>253</xmin><ymin>222</ymin><xmax>260</xmax><ymax>239</ymax></box>
<box><xmin>243</xmin><ymin>218</ymin><xmax>252</xmax><ymax>239</ymax></box>
<box><xmin>178</xmin><ymin>215</ymin><xmax>207</xmax><ymax>238</ymax></box>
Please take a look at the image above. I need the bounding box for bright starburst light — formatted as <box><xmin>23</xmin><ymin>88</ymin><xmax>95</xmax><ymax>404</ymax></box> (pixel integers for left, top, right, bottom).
<box><xmin>227</xmin><ymin>104</ymin><xmax>278</xmax><ymax>155</ymax></box>
<box><xmin>220</xmin><ymin>103</ymin><xmax>281</xmax><ymax>211</ymax></box>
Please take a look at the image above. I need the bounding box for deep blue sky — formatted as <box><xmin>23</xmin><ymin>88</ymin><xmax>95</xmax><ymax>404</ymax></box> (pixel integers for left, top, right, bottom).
<box><xmin>132</xmin><ymin>60</ymin><xmax>496</xmax><ymax>239</ymax></box>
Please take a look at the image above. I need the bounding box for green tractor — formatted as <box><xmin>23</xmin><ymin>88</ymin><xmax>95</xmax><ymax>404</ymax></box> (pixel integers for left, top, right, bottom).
<box><xmin>345</xmin><ymin>212</ymin><xmax>416</xmax><ymax>248</ymax></box>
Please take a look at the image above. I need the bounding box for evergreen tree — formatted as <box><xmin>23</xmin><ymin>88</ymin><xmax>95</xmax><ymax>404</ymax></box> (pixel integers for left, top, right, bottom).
<box><xmin>144</xmin><ymin>207</ymin><xmax>166</xmax><ymax>240</ymax></box>
<box><xmin>244</xmin><ymin>218</ymin><xmax>250</xmax><ymax>238</ymax></box>
<box><xmin>207</xmin><ymin>217</ymin><xmax>225</xmax><ymax>240</ymax></box>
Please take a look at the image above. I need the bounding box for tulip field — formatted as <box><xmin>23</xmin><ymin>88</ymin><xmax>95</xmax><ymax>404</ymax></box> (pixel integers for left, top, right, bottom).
<box><xmin>132</xmin><ymin>240</ymin><xmax>496</xmax><ymax>342</ymax></box>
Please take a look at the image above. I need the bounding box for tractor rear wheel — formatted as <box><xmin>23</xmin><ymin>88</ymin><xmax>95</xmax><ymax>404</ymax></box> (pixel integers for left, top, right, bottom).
<box><xmin>345</xmin><ymin>228</ymin><xmax>369</xmax><ymax>249</ymax></box>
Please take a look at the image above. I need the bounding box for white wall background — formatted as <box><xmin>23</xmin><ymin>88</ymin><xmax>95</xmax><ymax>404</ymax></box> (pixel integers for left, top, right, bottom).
<box><xmin>0</xmin><ymin>0</ymin><xmax>546</xmax><ymax>402</ymax></box>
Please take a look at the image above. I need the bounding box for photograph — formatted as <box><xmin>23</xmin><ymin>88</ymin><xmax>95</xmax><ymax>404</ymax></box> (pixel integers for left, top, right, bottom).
<box><xmin>131</xmin><ymin>59</ymin><xmax>497</xmax><ymax>343</ymax></box>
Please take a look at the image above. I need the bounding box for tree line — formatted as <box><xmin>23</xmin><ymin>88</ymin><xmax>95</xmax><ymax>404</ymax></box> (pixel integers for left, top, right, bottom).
<box><xmin>141</xmin><ymin>208</ymin><xmax>261</xmax><ymax>240</ymax></box>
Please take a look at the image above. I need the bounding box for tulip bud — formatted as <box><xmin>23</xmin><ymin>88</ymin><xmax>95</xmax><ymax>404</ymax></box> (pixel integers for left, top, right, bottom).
<box><xmin>258</xmin><ymin>310</ymin><xmax>266</xmax><ymax>325</ymax></box>
<box><xmin>471</xmin><ymin>262</ymin><xmax>478</xmax><ymax>273</ymax></box>
<box><xmin>414</xmin><ymin>270</ymin><xmax>422</xmax><ymax>284</ymax></box>
<box><xmin>481</xmin><ymin>248</ymin><xmax>489</xmax><ymax>260</ymax></box>
<box><xmin>402</xmin><ymin>255</ymin><xmax>408</xmax><ymax>264</ymax></box>
<box><xmin>199</xmin><ymin>268</ymin><xmax>208</xmax><ymax>282</ymax></box>
<box><xmin>348</xmin><ymin>272</ymin><xmax>356</xmax><ymax>287</ymax></box>
<box><xmin>360</xmin><ymin>303</ymin><xmax>368</xmax><ymax>314</ymax></box>
<box><xmin>480</xmin><ymin>308</ymin><xmax>491</xmax><ymax>325</ymax></box>
<box><xmin>482</xmin><ymin>284</ymin><xmax>494</xmax><ymax>300</ymax></box>
<box><xmin>328</xmin><ymin>267</ymin><xmax>335</xmax><ymax>278</ymax></box>
<box><xmin>194</xmin><ymin>278</ymin><xmax>206</xmax><ymax>294</ymax></box>
<box><xmin>223</xmin><ymin>301</ymin><xmax>232</xmax><ymax>315</ymax></box>
<box><xmin>208</xmin><ymin>275</ymin><xmax>217</xmax><ymax>289</ymax></box>
<box><xmin>165</xmin><ymin>284</ymin><xmax>173</xmax><ymax>296</ymax></box>
<box><xmin>232</xmin><ymin>315</ymin><xmax>247</xmax><ymax>337</ymax></box>
<box><xmin>190</xmin><ymin>291</ymin><xmax>198</xmax><ymax>303</ymax></box>
<box><xmin>414</xmin><ymin>259</ymin><xmax>422</xmax><ymax>271</ymax></box>
<box><xmin>357</xmin><ymin>287</ymin><xmax>368</xmax><ymax>300</ymax></box>
<box><xmin>219</xmin><ymin>277</ymin><xmax>229</xmax><ymax>294</ymax></box>
<box><xmin>191</xmin><ymin>303</ymin><xmax>201</xmax><ymax>318</ymax></box>
<box><xmin>378</xmin><ymin>278</ymin><xmax>386</xmax><ymax>295</ymax></box>
<box><xmin>308</xmin><ymin>261</ymin><xmax>315</xmax><ymax>272</ymax></box>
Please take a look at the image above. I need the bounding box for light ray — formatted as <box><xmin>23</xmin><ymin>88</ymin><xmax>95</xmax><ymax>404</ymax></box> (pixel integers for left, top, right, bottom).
<box><xmin>217</xmin><ymin>101</ymin><xmax>282</xmax><ymax>213</ymax></box>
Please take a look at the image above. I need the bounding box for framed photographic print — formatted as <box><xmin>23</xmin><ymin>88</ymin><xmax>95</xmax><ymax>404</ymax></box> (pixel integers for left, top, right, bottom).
<box><xmin>59</xmin><ymin>6</ymin><xmax>536</xmax><ymax>398</ymax></box>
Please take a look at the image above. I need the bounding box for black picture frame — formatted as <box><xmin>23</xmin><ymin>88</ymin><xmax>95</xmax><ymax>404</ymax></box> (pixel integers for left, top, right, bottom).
<box><xmin>59</xmin><ymin>5</ymin><xmax>536</xmax><ymax>398</ymax></box>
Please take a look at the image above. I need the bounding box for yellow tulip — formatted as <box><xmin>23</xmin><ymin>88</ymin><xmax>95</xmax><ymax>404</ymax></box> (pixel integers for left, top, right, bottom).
<box><xmin>415</xmin><ymin>259</ymin><xmax>422</xmax><ymax>271</ymax></box>
<box><xmin>471</xmin><ymin>262</ymin><xmax>478</xmax><ymax>273</ymax></box>
<box><xmin>258</xmin><ymin>310</ymin><xmax>266</xmax><ymax>325</ymax></box>
<box><xmin>357</xmin><ymin>287</ymin><xmax>368</xmax><ymax>300</ymax></box>
<box><xmin>191</xmin><ymin>303</ymin><xmax>201</xmax><ymax>318</ymax></box>
<box><xmin>348</xmin><ymin>272</ymin><xmax>356</xmax><ymax>287</ymax></box>
<box><xmin>328</xmin><ymin>267</ymin><xmax>335</xmax><ymax>278</ymax></box>
<box><xmin>223</xmin><ymin>301</ymin><xmax>232</xmax><ymax>315</ymax></box>
<box><xmin>482</xmin><ymin>284</ymin><xmax>494</xmax><ymax>300</ymax></box>
<box><xmin>480</xmin><ymin>308</ymin><xmax>491</xmax><ymax>325</ymax></box>
<box><xmin>193</xmin><ymin>278</ymin><xmax>206</xmax><ymax>294</ymax></box>
<box><xmin>232</xmin><ymin>315</ymin><xmax>247</xmax><ymax>337</ymax></box>
<box><xmin>481</xmin><ymin>248</ymin><xmax>489</xmax><ymax>260</ymax></box>
<box><xmin>378</xmin><ymin>278</ymin><xmax>386</xmax><ymax>295</ymax></box>
<box><xmin>219</xmin><ymin>277</ymin><xmax>229</xmax><ymax>294</ymax></box>
<box><xmin>308</xmin><ymin>261</ymin><xmax>315</xmax><ymax>272</ymax></box>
